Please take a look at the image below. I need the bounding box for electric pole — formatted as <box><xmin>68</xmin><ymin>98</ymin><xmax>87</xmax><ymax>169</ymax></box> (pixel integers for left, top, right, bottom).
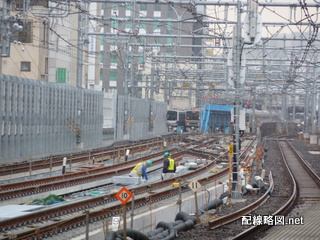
<box><xmin>231</xmin><ymin>0</ymin><xmax>243</xmax><ymax>200</ymax></box>
<box><xmin>0</xmin><ymin>0</ymin><xmax>11</xmax><ymax>73</ymax></box>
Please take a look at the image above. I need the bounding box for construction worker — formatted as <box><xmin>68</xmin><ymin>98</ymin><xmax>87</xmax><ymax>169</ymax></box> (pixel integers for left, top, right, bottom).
<box><xmin>161</xmin><ymin>152</ymin><xmax>176</xmax><ymax>180</ymax></box>
<box><xmin>129</xmin><ymin>160</ymin><xmax>153</xmax><ymax>181</ymax></box>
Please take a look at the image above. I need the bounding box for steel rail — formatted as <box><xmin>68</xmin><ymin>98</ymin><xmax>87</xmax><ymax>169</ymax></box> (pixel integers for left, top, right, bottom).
<box><xmin>0</xmin><ymin>133</ymin><xmax>199</xmax><ymax>176</ymax></box>
<box><xmin>0</xmin><ymin>145</ymin><xmax>215</xmax><ymax>201</ymax></box>
<box><xmin>286</xmin><ymin>140</ymin><xmax>320</xmax><ymax>188</ymax></box>
<box><xmin>0</xmin><ymin>138</ymin><xmax>166</xmax><ymax>176</ymax></box>
<box><xmin>0</xmin><ymin>136</ymin><xmax>224</xmax><ymax>201</ymax></box>
<box><xmin>0</xmin><ymin>137</ymin><xmax>256</xmax><ymax>239</ymax></box>
<box><xmin>0</xmin><ymin>136</ymin><xmax>216</xmax><ymax>193</ymax></box>
<box><xmin>0</xmin><ymin>154</ymin><xmax>227</xmax><ymax>238</ymax></box>
<box><xmin>208</xmin><ymin>171</ymin><xmax>274</xmax><ymax>229</ymax></box>
<box><xmin>231</xmin><ymin>138</ymin><xmax>320</xmax><ymax>239</ymax></box>
<box><xmin>0</xmin><ymin>136</ymin><xmax>256</xmax><ymax>239</ymax></box>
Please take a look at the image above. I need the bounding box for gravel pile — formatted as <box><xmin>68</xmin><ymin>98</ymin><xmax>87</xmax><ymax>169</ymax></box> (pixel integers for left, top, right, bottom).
<box><xmin>175</xmin><ymin>136</ymin><xmax>319</xmax><ymax>240</ymax></box>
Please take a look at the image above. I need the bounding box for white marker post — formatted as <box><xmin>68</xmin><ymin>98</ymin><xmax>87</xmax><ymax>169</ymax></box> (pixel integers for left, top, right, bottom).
<box><xmin>189</xmin><ymin>180</ymin><xmax>201</xmax><ymax>223</ymax></box>
<box><xmin>125</xmin><ymin>149</ymin><xmax>130</xmax><ymax>162</ymax></box>
<box><xmin>62</xmin><ymin>157</ymin><xmax>67</xmax><ymax>174</ymax></box>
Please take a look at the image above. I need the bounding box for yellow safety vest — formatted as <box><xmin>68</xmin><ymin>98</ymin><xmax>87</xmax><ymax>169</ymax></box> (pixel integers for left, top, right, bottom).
<box><xmin>168</xmin><ymin>158</ymin><xmax>175</xmax><ymax>171</ymax></box>
<box><xmin>132</xmin><ymin>162</ymin><xmax>144</xmax><ymax>176</ymax></box>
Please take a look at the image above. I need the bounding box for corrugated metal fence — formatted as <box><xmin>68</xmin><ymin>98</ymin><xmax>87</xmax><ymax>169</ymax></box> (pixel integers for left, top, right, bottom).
<box><xmin>113</xmin><ymin>95</ymin><xmax>167</xmax><ymax>140</ymax></box>
<box><xmin>0</xmin><ymin>74</ymin><xmax>103</xmax><ymax>162</ymax></box>
<box><xmin>0</xmin><ymin>75</ymin><xmax>168</xmax><ymax>163</ymax></box>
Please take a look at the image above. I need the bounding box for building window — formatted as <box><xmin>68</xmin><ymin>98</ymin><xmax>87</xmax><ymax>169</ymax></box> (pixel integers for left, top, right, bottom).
<box><xmin>168</xmin><ymin>6</ymin><xmax>174</xmax><ymax>18</ymax></box>
<box><xmin>154</xmin><ymin>23</ymin><xmax>161</xmax><ymax>35</ymax></box>
<box><xmin>125</xmin><ymin>5</ymin><xmax>132</xmax><ymax>17</ymax></box>
<box><xmin>125</xmin><ymin>22</ymin><xmax>132</xmax><ymax>33</ymax></box>
<box><xmin>167</xmin><ymin>22</ymin><xmax>173</xmax><ymax>32</ymax></box>
<box><xmin>140</xmin><ymin>4</ymin><xmax>147</xmax><ymax>17</ymax></box>
<box><xmin>100</xmin><ymin>51</ymin><xmax>104</xmax><ymax>63</ymax></box>
<box><xmin>140</xmin><ymin>4</ymin><xmax>147</xmax><ymax>11</ymax></box>
<box><xmin>111</xmin><ymin>3</ymin><xmax>118</xmax><ymax>16</ymax></box>
<box><xmin>110</xmin><ymin>52</ymin><xmax>117</xmax><ymax>64</ymax></box>
<box><xmin>44</xmin><ymin>58</ymin><xmax>48</xmax><ymax>74</ymax></box>
<box><xmin>110</xmin><ymin>43</ymin><xmax>117</xmax><ymax>51</ymax></box>
<box><xmin>13</xmin><ymin>0</ymin><xmax>24</xmax><ymax>10</ymax></box>
<box><xmin>111</xmin><ymin>21</ymin><xmax>118</xmax><ymax>34</ymax></box>
<box><xmin>154</xmin><ymin>11</ymin><xmax>161</xmax><ymax>18</ymax></box>
<box><xmin>110</xmin><ymin>70</ymin><xmax>117</xmax><ymax>81</ymax></box>
<box><xmin>100</xmin><ymin>69</ymin><xmax>103</xmax><ymax>81</ymax></box>
<box><xmin>57</xmin><ymin>68</ymin><xmax>67</xmax><ymax>83</ymax></box>
<box><xmin>14</xmin><ymin>0</ymin><xmax>48</xmax><ymax>10</ymax></box>
<box><xmin>110</xmin><ymin>52</ymin><xmax>117</xmax><ymax>69</ymax></box>
<box><xmin>42</xmin><ymin>20</ymin><xmax>48</xmax><ymax>46</ymax></box>
<box><xmin>21</xmin><ymin>62</ymin><xmax>31</xmax><ymax>72</ymax></box>
<box><xmin>167</xmin><ymin>38</ymin><xmax>173</xmax><ymax>44</ymax></box>
<box><xmin>10</xmin><ymin>20</ymin><xmax>33</xmax><ymax>44</ymax></box>
<box><xmin>155</xmin><ymin>5</ymin><xmax>161</xmax><ymax>11</ymax></box>
<box><xmin>139</xmin><ymin>23</ymin><xmax>147</xmax><ymax>35</ymax></box>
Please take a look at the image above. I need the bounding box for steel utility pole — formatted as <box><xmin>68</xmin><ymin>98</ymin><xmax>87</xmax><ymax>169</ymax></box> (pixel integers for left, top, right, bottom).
<box><xmin>311</xmin><ymin>59</ymin><xmax>317</xmax><ymax>135</ymax></box>
<box><xmin>0</xmin><ymin>0</ymin><xmax>11</xmax><ymax>74</ymax></box>
<box><xmin>231</xmin><ymin>0</ymin><xmax>242</xmax><ymax>200</ymax></box>
<box><xmin>76</xmin><ymin>0</ymin><xmax>89</xmax><ymax>146</ymax></box>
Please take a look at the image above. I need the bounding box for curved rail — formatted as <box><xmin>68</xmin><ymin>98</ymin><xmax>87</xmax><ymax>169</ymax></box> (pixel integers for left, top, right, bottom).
<box><xmin>208</xmin><ymin>172</ymin><xmax>274</xmax><ymax>229</ymax></box>
<box><xmin>231</xmin><ymin>138</ymin><xmax>320</xmax><ymax>239</ymax></box>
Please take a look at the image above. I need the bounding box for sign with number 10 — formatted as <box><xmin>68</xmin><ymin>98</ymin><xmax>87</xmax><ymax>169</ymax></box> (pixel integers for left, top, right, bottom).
<box><xmin>115</xmin><ymin>187</ymin><xmax>133</xmax><ymax>204</ymax></box>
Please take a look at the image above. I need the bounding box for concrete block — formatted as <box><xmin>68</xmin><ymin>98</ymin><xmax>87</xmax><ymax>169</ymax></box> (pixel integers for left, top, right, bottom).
<box><xmin>0</xmin><ymin>205</ymin><xmax>45</xmax><ymax>220</ymax></box>
<box><xmin>310</xmin><ymin>135</ymin><xmax>317</xmax><ymax>144</ymax></box>
<box><xmin>112</xmin><ymin>176</ymin><xmax>141</xmax><ymax>185</ymax></box>
<box><xmin>303</xmin><ymin>132</ymin><xmax>310</xmax><ymax>139</ymax></box>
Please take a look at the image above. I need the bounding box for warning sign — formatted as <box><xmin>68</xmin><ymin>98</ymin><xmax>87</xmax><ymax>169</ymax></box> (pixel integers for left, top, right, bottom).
<box><xmin>115</xmin><ymin>187</ymin><xmax>133</xmax><ymax>204</ymax></box>
<box><xmin>188</xmin><ymin>180</ymin><xmax>201</xmax><ymax>193</ymax></box>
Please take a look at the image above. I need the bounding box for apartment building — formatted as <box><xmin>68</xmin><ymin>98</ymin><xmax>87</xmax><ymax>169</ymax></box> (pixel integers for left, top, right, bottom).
<box><xmin>0</xmin><ymin>1</ymin><xmax>85</xmax><ymax>87</ymax></box>
<box><xmin>100</xmin><ymin>2</ymin><xmax>204</xmax><ymax>105</ymax></box>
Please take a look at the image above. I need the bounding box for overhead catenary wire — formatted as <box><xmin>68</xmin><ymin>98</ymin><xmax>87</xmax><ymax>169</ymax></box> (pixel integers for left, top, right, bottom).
<box><xmin>6</xmin><ymin>0</ymin><xmax>320</xmax><ymax>102</ymax></box>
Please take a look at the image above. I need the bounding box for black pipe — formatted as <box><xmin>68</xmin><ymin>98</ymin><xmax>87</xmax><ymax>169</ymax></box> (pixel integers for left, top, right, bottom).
<box><xmin>117</xmin><ymin>229</ymin><xmax>150</xmax><ymax>240</ymax></box>
<box><xmin>219</xmin><ymin>191</ymin><xmax>228</xmax><ymax>199</ymax></box>
<box><xmin>107</xmin><ymin>212</ymin><xmax>197</xmax><ymax>240</ymax></box>
<box><xmin>172</xmin><ymin>219</ymin><xmax>195</xmax><ymax>232</ymax></box>
<box><xmin>154</xmin><ymin>221</ymin><xmax>175</xmax><ymax>240</ymax></box>
<box><xmin>199</xmin><ymin>199</ymin><xmax>223</xmax><ymax>215</ymax></box>
<box><xmin>242</xmin><ymin>185</ymin><xmax>248</xmax><ymax>195</ymax></box>
<box><xmin>147</xmin><ymin>227</ymin><xmax>166</xmax><ymax>237</ymax></box>
<box><xmin>175</xmin><ymin>211</ymin><xmax>197</xmax><ymax>225</ymax></box>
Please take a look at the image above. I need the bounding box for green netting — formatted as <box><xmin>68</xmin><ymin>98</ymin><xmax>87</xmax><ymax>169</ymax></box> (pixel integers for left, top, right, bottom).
<box><xmin>32</xmin><ymin>194</ymin><xmax>65</xmax><ymax>205</ymax></box>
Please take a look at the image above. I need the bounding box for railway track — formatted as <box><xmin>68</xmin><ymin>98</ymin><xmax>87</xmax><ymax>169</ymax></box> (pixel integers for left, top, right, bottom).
<box><xmin>0</xmin><ymin>135</ymin><xmax>223</xmax><ymax>204</ymax></box>
<box><xmin>0</xmin><ymin>135</ymin><xmax>187</xmax><ymax>177</ymax></box>
<box><xmin>225</xmin><ymin>138</ymin><xmax>320</xmax><ymax>239</ymax></box>
<box><xmin>0</xmin><ymin>135</ymin><xmax>256</xmax><ymax>240</ymax></box>
<box><xmin>1</xmin><ymin>132</ymin><xmax>232</xmax><ymax>177</ymax></box>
